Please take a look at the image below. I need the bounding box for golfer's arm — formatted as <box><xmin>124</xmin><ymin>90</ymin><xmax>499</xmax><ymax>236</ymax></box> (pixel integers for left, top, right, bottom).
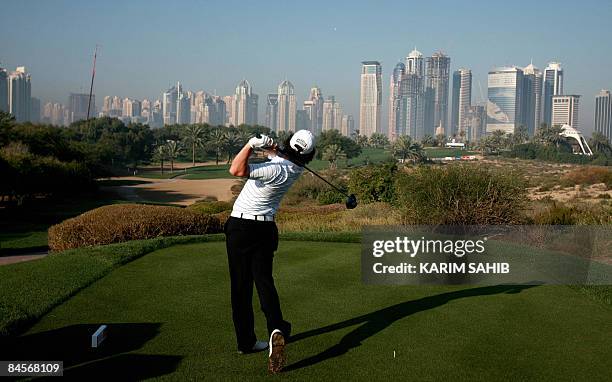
<box><xmin>229</xmin><ymin>144</ymin><xmax>252</xmax><ymax>177</ymax></box>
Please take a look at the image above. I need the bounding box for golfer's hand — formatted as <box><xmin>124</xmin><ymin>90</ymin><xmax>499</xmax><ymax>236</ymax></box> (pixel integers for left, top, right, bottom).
<box><xmin>248</xmin><ymin>135</ymin><xmax>273</xmax><ymax>149</ymax></box>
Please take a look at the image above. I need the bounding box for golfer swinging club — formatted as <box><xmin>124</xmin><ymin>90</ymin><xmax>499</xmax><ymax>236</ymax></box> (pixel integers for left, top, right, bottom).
<box><xmin>225</xmin><ymin>129</ymin><xmax>315</xmax><ymax>374</ymax></box>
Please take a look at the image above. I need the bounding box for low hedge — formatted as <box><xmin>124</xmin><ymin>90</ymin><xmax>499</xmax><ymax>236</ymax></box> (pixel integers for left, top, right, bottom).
<box><xmin>48</xmin><ymin>204</ymin><xmax>221</xmax><ymax>251</ymax></box>
<box><xmin>187</xmin><ymin>200</ymin><xmax>233</xmax><ymax>215</ymax></box>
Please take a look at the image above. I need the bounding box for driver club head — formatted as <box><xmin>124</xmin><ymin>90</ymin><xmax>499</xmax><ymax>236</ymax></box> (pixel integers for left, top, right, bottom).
<box><xmin>345</xmin><ymin>194</ymin><xmax>358</xmax><ymax>209</ymax></box>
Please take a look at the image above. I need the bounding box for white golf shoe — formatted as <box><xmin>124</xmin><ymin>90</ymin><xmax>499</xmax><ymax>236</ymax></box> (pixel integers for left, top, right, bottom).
<box><xmin>237</xmin><ymin>340</ymin><xmax>268</xmax><ymax>354</ymax></box>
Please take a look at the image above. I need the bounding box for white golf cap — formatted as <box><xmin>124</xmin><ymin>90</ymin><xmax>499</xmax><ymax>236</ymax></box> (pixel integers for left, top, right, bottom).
<box><xmin>290</xmin><ymin>130</ymin><xmax>315</xmax><ymax>154</ymax></box>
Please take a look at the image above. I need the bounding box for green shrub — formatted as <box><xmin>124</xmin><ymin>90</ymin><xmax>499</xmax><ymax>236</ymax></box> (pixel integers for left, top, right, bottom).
<box><xmin>188</xmin><ymin>200</ymin><xmax>232</xmax><ymax>214</ymax></box>
<box><xmin>561</xmin><ymin>166</ymin><xmax>612</xmax><ymax>187</ymax></box>
<box><xmin>348</xmin><ymin>163</ymin><xmax>398</xmax><ymax>203</ymax></box>
<box><xmin>48</xmin><ymin>204</ymin><xmax>221</xmax><ymax>250</ymax></box>
<box><xmin>395</xmin><ymin>165</ymin><xmax>527</xmax><ymax>224</ymax></box>
<box><xmin>317</xmin><ymin>189</ymin><xmax>345</xmax><ymax>205</ymax></box>
<box><xmin>532</xmin><ymin>203</ymin><xmax>577</xmax><ymax>225</ymax></box>
<box><xmin>531</xmin><ymin>201</ymin><xmax>612</xmax><ymax>225</ymax></box>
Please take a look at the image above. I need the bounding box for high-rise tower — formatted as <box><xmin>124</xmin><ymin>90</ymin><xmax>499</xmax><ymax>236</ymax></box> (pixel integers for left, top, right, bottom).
<box><xmin>595</xmin><ymin>90</ymin><xmax>612</xmax><ymax>142</ymax></box>
<box><xmin>424</xmin><ymin>52</ymin><xmax>451</xmax><ymax>137</ymax></box>
<box><xmin>359</xmin><ymin>61</ymin><xmax>382</xmax><ymax>137</ymax></box>
<box><xmin>8</xmin><ymin>67</ymin><xmax>32</xmax><ymax>122</ymax></box>
<box><xmin>451</xmin><ymin>68</ymin><xmax>472</xmax><ymax>137</ymax></box>
<box><xmin>487</xmin><ymin>67</ymin><xmax>524</xmax><ymax>134</ymax></box>
<box><xmin>542</xmin><ymin>62</ymin><xmax>563</xmax><ymax>127</ymax></box>
<box><xmin>522</xmin><ymin>63</ymin><xmax>543</xmax><ymax>135</ymax></box>
<box><xmin>265</xmin><ymin>94</ymin><xmax>279</xmax><ymax>131</ymax></box>
<box><xmin>277</xmin><ymin>80</ymin><xmax>296</xmax><ymax>132</ymax></box>
<box><xmin>388</xmin><ymin>62</ymin><xmax>405</xmax><ymax>140</ymax></box>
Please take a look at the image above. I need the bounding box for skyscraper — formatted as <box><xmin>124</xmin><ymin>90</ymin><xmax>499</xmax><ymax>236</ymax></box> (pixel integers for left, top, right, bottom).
<box><xmin>595</xmin><ymin>90</ymin><xmax>612</xmax><ymax>142</ymax></box>
<box><xmin>424</xmin><ymin>52</ymin><xmax>451</xmax><ymax>137</ymax></box>
<box><xmin>487</xmin><ymin>67</ymin><xmax>524</xmax><ymax>134</ymax></box>
<box><xmin>176</xmin><ymin>83</ymin><xmax>191</xmax><ymax>124</ymax></box>
<box><xmin>8</xmin><ymin>67</ymin><xmax>32</xmax><ymax>122</ymax></box>
<box><xmin>359</xmin><ymin>61</ymin><xmax>382</xmax><ymax>137</ymax></box>
<box><xmin>296</xmin><ymin>110</ymin><xmax>310</xmax><ymax>132</ymax></box>
<box><xmin>223</xmin><ymin>95</ymin><xmax>235</xmax><ymax>126</ymax></box>
<box><xmin>68</xmin><ymin>93</ymin><xmax>92</xmax><ymax>123</ymax></box>
<box><xmin>323</xmin><ymin>96</ymin><xmax>342</xmax><ymax>132</ymax></box>
<box><xmin>30</xmin><ymin>97</ymin><xmax>40</xmax><ymax>123</ymax></box>
<box><xmin>111</xmin><ymin>96</ymin><xmax>123</xmax><ymax>117</ymax></box>
<box><xmin>162</xmin><ymin>85</ymin><xmax>178</xmax><ymax>125</ymax></box>
<box><xmin>305</xmin><ymin>87</ymin><xmax>323</xmax><ymax>134</ymax></box>
<box><xmin>0</xmin><ymin>67</ymin><xmax>8</xmax><ymax>113</ymax></box>
<box><xmin>277</xmin><ymin>80</ymin><xmax>296</xmax><ymax>132</ymax></box>
<box><xmin>388</xmin><ymin>62</ymin><xmax>405</xmax><ymax>140</ymax></box>
<box><xmin>542</xmin><ymin>62</ymin><xmax>563</xmax><ymax>127</ymax></box>
<box><xmin>522</xmin><ymin>63</ymin><xmax>543</xmax><ymax>135</ymax></box>
<box><xmin>552</xmin><ymin>95</ymin><xmax>580</xmax><ymax>129</ymax></box>
<box><xmin>400</xmin><ymin>48</ymin><xmax>426</xmax><ymax>140</ymax></box>
<box><xmin>463</xmin><ymin>105</ymin><xmax>486</xmax><ymax>142</ymax></box>
<box><xmin>341</xmin><ymin>115</ymin><xmax>355</xmax><ymax>137</ymax></box>
<box><xmin>122</xmin><ymin>98</ymin><xmax>142</xmax><ymax>118</ymax></box>
<box><xmin>234</xmin><ymin>79</ymin><xmax>258</xmax><ymax>126</ymax></box>
<box><xmin>451</xmin><ymin>68</ymin><xmax>472</xmax><ymax>137</ymax></box>
<box><xmin>265</xmin><ymin>94</ymin><xmax>279</xmax><ymax>131</ymax></box>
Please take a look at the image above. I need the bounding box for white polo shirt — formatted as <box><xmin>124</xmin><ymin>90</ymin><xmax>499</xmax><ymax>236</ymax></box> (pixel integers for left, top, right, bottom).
<box><xmin>231</xmin><ymin>155</ymin><xmax>303</xmax><ymax>216</ymax></box>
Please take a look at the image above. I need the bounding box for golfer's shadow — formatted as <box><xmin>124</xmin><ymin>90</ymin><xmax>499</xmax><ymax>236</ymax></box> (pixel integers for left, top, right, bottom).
<box><xmin>285</xmin><ymin>284</ymin><xmax>535</xmax><ymax>371</ymax></box>
<box><xmin>0</xmin><ymin>322</ymin><xmax>182</xmax><ymax>380</ymax></box>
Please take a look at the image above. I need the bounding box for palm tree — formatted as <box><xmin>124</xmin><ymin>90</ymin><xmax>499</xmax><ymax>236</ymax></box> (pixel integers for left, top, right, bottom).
<box><xmin>209</xmin><ymin>128</ymin><xmax>227</xmax><ymax>165</ymax></box>
<box><xmin>356</xmin><ymin>134</ymin><xmax>369</xmax><ymax>148</ymax></box>
<box><xmin>165</xmin><ymin>140</ymin><xmax>181</xmax><ymax>173</ymax></box>
<box><xmin>435</xmin><ymin>134</ymin><xmax>446</xmax><ymax>147</ymax></box>
<box><xmin>152</xmin><ymin>144</ymin><xmax>167</xmax><ymax>174</ymax></box>
<box><xmin>183</xmin><ymin>125</ymin><xmax>205</xmax><ymax>167</ymax></box>
<box><xmin>514</xmin><ymin>125</ymin><xmax>529</xmax><ymax>145</ymax></box>
<box><xmin>393</xmin><ymin>135</ymin><xmax>425</xmax><ymax>164</ymax></box>
<box><xmin>225</xmin><ymin>129</ymin><xmax>242</xmax><ymax>163</ymax></box>
<box><xmin>369</xmin><ymin>132</ymin><xmax>389</xmax><ymax>149</ymax></box>
<box><xmin>392</xmin><ymin>135</ymin><xmax>413</xmax><ymax>163</ymax></box>
<box><xmin>322</xmin><ymin>144</ymin><xmax>346</xmax><ymax>169</ymax></box>
<box><xmin>589</xmin><ymin>132</ymin><xmax>612</xmax><ymax>156</ymax></box>
<box><xmin>548</xmin><ymin>125</ymin><xmax>565</xmax><ymax>148</ymax></box>
<box><xmin>421</xmin><ymin>134</ymin><xmax>434</xmax><ymax>147</ymax></box>
<box><xmin>406</xmin><ymin>142</ymin><xmax>425</xmax><ymax>164</ymax></box>
<box><xmin>236</xmin><ymin>128</ymin><xmax>251</xmax><ymax>147</ymax></box>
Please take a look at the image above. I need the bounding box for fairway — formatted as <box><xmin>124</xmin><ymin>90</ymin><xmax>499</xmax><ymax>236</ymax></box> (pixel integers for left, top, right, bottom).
<box><xmin>4</xmin><ymin>241</ymin><xmax>611</xmax><ymax>380</ymax></box>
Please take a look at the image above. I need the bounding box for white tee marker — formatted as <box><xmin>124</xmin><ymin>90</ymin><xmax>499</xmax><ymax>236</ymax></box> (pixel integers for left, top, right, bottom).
<box><xmin>91</xmin><ymin>325</ymin><xmax>108</xmax><ymax>348</ymax></box>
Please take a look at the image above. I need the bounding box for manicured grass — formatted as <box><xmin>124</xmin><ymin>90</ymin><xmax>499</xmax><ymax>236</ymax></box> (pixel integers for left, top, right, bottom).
<box><xmin>133</xmin><ymin>171</ymin><xmax>184</xmax><ymax>179</ymax></box>
<box><xmin>0</xmin><ymin>192</ymin><xmax>126</xmax><ymax>252</ymax></box>
<box><xmin>0</xmin><ymin>234</ymin><xmax>225</xmax><ymax>337</ymax></box>
<box><xmin>3</xmin><ymin>238</ymin><xmax>610</xmax><ymax>380</ymax></box>
<box><xmin>0</xmin><ymin>231</ymin><xmax>48</xmax><ymax>251</ymax></box>
<box><xmin>181</xmin><ymin>164</ymin><xmax>234</xmax><ymax>180</ymax></box>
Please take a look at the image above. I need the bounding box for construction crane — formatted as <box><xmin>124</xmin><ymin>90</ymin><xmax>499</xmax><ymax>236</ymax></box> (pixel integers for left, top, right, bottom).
<box><xmin>86</xmin><ymin>45</ymin><xmax>99</xmax><ymax>121</ymax></box>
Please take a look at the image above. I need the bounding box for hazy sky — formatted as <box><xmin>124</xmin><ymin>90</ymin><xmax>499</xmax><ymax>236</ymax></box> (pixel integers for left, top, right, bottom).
<box><xmin>1</xmin><ymin>0</ymin><xmax>611</xmax><ymax>135</ymax></box>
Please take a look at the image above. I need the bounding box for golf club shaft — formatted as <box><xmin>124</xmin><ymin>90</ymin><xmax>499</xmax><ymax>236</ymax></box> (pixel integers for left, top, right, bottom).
<box><xmin>254</xmin><ymin>146</ymin><xmax>349</xmax><ymax>197</ymax></box>
<box><xmin>301</xmin><ymin>163</ymin><xmax>350</xmax><ymax>198</ymax></box>
<box><xmin>253</xmin><ymin>134</ymin><xmax>349</xmax><ymax>197</ymax></box>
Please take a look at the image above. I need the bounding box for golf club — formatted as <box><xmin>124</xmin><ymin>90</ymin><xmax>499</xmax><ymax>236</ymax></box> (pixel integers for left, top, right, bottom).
<box><xmin>254</xmin><ymin>134</ymin><xmax>358</xmax><ymax>209</ymax></box>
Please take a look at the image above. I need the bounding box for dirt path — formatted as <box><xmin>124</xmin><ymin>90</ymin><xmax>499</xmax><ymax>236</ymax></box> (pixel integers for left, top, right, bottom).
<box><xmin>0</xmin><ymin>252</ymin><xmax>48</xmax><ymax>266</ymax></box>
<box><xmin>103</xmin><ymin>177</ymin><xmax>240</xmax><ymax>205</ymax></box>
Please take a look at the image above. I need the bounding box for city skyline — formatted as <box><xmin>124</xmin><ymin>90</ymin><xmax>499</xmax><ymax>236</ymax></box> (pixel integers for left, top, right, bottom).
<box><xmin>1</xmin><ymin>1</ymin><xmax>612</xmax><ymax>135</ymax></box>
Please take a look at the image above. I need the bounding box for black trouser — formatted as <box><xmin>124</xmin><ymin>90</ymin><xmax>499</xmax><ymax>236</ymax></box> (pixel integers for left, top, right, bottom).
<box><xmin>224</xmin><ymin>216</ymin><xmax>291</xmax><ymax>352</ymax></box>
